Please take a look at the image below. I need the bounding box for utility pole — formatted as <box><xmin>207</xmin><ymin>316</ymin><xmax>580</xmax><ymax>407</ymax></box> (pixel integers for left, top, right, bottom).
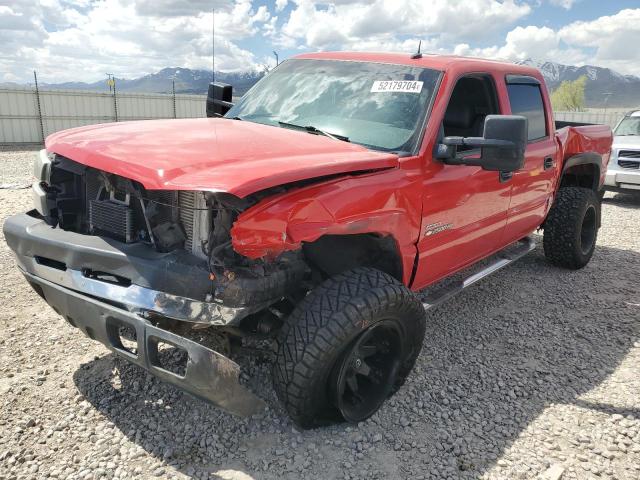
<box><xmin>106</xmin><ymin>73</ymin><xmax>114</xmax><ymax>93</ymax></box>
<box><xmin>172</xmin><ymin>78</ymin><xmax>177</xmax><ymax>118</ymax></box>
<box><xmin>602</xmin><ymin>92</ymin><xmax>612</xmax><ymax>115</ymax></box>
<box><xmin>212</xmin><ymin>8</ymin><xmax>215</xmax><ymax>83</ymax></box>
<box><xmin>106</xmin><ymin>73</ymin><xmax>118</xmax><ymax>122</ymax></box>
<box><xmin>33</xmin><ymin>71</ymin><xmax>45</xmax><ymax>144</ymax></box>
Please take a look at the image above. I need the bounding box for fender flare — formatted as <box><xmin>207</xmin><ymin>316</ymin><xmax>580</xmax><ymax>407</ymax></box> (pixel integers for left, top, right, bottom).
<box><xmin>559</xmin><ymin>151</ymin><xmax>603</xmax><ymax>228</ymax></box>
<box><xmin>561</xmin><ymin>152</ymin><xmax>602</xmax><ymax>191</ymax></box>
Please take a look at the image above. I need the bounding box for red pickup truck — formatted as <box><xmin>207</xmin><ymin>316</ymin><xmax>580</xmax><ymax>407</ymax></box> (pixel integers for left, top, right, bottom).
<box><xmin>4</xmin><ymin>52</ymin><xmax>612</xmax><ymax>428</ymax></box>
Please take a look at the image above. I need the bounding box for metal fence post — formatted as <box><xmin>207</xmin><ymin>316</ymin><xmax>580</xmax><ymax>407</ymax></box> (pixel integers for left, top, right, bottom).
<box><xmin>172</xmin><ymin>79</ymin><xmax>177</xmax><ymax>118</ymax></box>
<box><xmin>113</xmin><ymin>79</ymin><xmax>118</xmax><ymax>122</ymax></box>
<box><xmin>33</xmin><ymin>71</ymin><xmax>45</xmax><ymax>144</ymax></box>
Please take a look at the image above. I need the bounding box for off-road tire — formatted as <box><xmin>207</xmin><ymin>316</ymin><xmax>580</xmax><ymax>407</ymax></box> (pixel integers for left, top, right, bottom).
<box><xmin>273</xmin><ymin>267</ymin><xmax>426</xmax><ymax>428</ymax></box>
<box><xmin>543</xmin><ymin>187</ymin><xmax>599</xmax><ymax>269</ymax></box>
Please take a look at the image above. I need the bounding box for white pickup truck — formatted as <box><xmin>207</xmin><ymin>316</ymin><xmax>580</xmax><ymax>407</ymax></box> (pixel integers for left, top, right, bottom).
<box><xmin>604</xmin><ymin>110</ymin><xmax>640</xmax><ymax>194</ymax></box>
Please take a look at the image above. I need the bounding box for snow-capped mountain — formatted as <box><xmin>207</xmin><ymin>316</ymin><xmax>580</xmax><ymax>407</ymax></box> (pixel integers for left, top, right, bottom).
<box><xmin>517</xmin><ymin>59</ymin><xmax>640</xmax><ymax>107</ymax></box>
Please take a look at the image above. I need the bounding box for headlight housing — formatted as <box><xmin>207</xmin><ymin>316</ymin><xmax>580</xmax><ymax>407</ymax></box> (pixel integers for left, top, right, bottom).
<box><xmin>33</xmin><ymin>149</ymin><xmax>54</xmax><ymax>184</ymax></box>
<box><xmin>32</xmin><ymin>149</ymin><xmax>55</xmax><ymax>216</ymax></box>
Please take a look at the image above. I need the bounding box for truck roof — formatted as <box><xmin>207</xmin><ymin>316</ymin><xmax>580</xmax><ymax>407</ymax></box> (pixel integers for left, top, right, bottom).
<box><xmin>294</xmin><ymin>51</ymin><xmax>540</xmax><ymax>77</ymax></box>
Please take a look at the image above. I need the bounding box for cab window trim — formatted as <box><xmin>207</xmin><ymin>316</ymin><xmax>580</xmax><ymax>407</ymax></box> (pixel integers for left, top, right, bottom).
<box><xmin>505</xmin><ymin>74</ymin><xmax>549</xmax><ymax>143</ymax></box>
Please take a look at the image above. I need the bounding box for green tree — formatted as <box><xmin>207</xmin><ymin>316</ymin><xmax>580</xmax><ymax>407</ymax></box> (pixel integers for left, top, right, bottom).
<box><xmin>550</xmin><ymin>75</ymin><xmax>587</xmax><ymax>111</ymax></box>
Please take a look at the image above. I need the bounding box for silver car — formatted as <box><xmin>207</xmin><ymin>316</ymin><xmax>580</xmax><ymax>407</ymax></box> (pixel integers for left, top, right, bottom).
<box><xmin>604</xmin><ymin>110</ymin><xmax>640</xmax><ymax>195</ymax></box>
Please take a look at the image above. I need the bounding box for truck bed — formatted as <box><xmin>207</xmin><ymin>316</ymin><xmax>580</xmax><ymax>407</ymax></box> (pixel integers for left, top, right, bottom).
<box><xmin>555</xmin><ymin>120</ymin><xmax>595</xmax><ymax>129</ymax></box>
<box><xmin>555</xmin><ymin>122</ymin><xmax>612</xmax><ymax>163</ymax></box>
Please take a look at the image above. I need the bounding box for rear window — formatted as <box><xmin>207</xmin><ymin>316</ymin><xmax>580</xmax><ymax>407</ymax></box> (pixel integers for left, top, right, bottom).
<box><xmin>507</xmin><ymin>84</ymin><xmax>547</xmax><ymax>141</ymax></box>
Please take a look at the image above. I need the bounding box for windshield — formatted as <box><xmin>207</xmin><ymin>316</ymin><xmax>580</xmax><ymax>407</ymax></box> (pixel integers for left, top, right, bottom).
<box><xmin>226</xmin><ymin>59</ymin><xmax>441</xmax><ymax>153</ymax></box>
<box><xmin>614</xmin><ymin>117</ymin><xmax>640</xmax><ymax>136</ymax></box>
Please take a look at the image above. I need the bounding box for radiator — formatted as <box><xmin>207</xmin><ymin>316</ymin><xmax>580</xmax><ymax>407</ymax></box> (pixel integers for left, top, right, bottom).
<box><xmin>89</xmin><ymin>198</ymin><xmax>135</xmax><ymax>243</ymax></box>
<box><xmin>178</xmin><ymin>191</ymin><xmax>209</xmax><ymax>259</ymax></box>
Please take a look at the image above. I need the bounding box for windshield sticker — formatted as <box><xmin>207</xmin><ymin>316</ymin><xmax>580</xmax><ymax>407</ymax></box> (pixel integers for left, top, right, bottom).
<box><xmin>371</xmin><ymin>80</ymin><xmax>423</xmax><ymax>93</ymax></box>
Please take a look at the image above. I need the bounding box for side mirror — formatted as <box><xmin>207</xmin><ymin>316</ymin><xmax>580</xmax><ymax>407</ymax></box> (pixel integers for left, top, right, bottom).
<box><xmin>206</xmin><ymin>82</ymin><xmax>234</xmax><ymax>118</ymax></box>
<box><xmin>436</xmin><ymin>115</ymin><xmax>527</xmax><ymax>172</ymax></box>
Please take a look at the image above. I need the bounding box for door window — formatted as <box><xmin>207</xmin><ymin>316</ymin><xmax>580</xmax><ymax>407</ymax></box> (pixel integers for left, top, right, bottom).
<box><xmin>506</xmin><ymin>83</ymin><xmax>547</xmax><ymax>141</ymax></box>
<box><xmin>443</xmin><ymin>75</ymin><xmax>500</xmax><ymax>143</ymax></box>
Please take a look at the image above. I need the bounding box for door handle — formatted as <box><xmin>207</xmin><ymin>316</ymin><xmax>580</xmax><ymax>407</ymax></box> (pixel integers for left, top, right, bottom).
<box><xmin>499</xmin><ymin>171</ymin><xmax>513</xmax><ymax>183</ymax></box>
<box><xmin>544</xmin><ymin>157</ymin><xmax>554</xmax><ymax>170</ymax></box>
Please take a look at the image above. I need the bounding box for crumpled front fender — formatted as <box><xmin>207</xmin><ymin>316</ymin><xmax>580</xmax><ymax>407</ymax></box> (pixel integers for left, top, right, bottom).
<box><xmin>230</xmin><ymin>169</ymin><xmax>423</xmax><ymax>285</ymax></box>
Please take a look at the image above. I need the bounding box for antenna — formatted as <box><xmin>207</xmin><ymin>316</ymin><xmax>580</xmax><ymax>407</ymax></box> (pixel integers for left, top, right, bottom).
<box><xmin>411</xmin><ymin>40</ymin><xmax>423</xmax><ymax>59</ymax></box>
<box><xmin>212</xmin><ymin>8</ymin><xmax>215</xmax><ymax>83</ymax></box>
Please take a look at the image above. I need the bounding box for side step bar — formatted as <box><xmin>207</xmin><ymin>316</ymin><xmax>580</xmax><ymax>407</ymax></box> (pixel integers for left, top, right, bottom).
<box><xmin>422</xmin><ymin>236</ymin><xmax>536</xmax><ymax>311</ymax></box>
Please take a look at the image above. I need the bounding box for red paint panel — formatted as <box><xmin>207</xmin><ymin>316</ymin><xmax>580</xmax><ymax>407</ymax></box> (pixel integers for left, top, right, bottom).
<box><xmin>503</xmin><ymin>138</ymin><xmax>558</xmax><ymax>243</ymax></box>
<box><xmin>231</xmin><ymin>165</ymin><xmax>424</xmax><ymax>285</ymax></box>
<box><xmin>45</xmin><ymin>118</ymin><xmax>398</xmax><ymax>198</ymax></box>
<box><xmin>556</xmin><ymin>124</ymin><xmax>612</xmax><ymax>181</ymax></box>
<box><xmin>412</xmin><ymin>161</ymin><xmax>513</xmax><ymax>289</ymax></box>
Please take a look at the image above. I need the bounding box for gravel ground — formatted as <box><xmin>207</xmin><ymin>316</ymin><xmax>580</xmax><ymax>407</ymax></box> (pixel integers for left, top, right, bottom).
<box><xmin>1</xmin><ymin>148</ymin><xmax>639</xmax><ymax>480</ymax></box>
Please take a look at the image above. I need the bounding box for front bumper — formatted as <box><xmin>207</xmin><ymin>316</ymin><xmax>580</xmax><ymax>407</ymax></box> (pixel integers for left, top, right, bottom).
<box><xmin>21</xmin><ymin>269</ymin><xmax>265</xmax><ymax>417</ymax></box>
<box><xmin>3</xmin><ymin>213</ymin><xmax>253</xmax><ymax>325</ymax></box>
<box><xmin>3</xmin><ymin>213</ymin><xmax>269</xmax><ymax>416</ymax></box>
<box><xmin>604</xmin><ymin>159</ymin><xmax>640</xmax><ymax>191</ymax></box>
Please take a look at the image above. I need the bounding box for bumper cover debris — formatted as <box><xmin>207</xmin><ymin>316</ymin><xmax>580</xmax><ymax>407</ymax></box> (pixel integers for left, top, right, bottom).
<box><xmin>23</xmin><ymin>270</ymin><xmax>265</xmax><ymax>417</ymax></box>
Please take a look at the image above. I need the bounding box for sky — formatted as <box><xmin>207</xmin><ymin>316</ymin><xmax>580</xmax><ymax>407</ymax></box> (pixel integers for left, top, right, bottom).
<box><xmin>1</xmin><ymin>0</ymin><xmax>640</xmax><ymax>84</ymax></box>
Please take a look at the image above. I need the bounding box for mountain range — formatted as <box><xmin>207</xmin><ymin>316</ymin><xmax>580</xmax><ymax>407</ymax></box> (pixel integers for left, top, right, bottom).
<box><xmin>38</xmin><ymin>68</ymin><xmax>264</xmax><ymax>97</ymax></box>
<box><xmin>3</xmin><ymin>60</ymin><xmax>640</xmax><ymax>108</ymax></box>
<box><xmin>517</xmin><ymin>59</ymin><xmax>640</xmax><ymax>108</ymax></box>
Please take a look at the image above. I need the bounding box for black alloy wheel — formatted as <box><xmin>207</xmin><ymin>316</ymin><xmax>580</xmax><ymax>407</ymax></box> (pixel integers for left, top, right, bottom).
<box><xmin>331</xmin><ymin>320</ymin><xmax>403</xmax><ymax>423</ymax></box>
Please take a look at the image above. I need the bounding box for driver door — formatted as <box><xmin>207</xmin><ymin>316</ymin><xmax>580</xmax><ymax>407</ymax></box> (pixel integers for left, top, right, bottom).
<box><xmin>412</xmin><ymin>74</ymin><xmax>513</xmax><ymax>289</ymax></box>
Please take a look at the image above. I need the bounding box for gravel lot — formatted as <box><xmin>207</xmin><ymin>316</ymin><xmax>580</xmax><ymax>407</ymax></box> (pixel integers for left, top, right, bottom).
<box><xmin>1</xmin><ymin>147</ymin><xmax>639</xmax><ymax>480</ymax></box>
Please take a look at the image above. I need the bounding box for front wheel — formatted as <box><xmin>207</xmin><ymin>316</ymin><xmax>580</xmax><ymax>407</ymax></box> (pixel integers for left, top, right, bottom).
<box><xmin>543</xmin><ymin>187</ymin><xmax>600</xmax><ymax>269</ymax></box>
<box><xmin>272</xmin><ymin>267</ymin><xmax>426</xmax><ymax>428</ymax></box>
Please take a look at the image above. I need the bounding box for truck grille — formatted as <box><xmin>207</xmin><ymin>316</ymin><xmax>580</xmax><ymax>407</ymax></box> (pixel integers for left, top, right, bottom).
<box><xmin>618</xmin><ymin>159</ymin><xmax>640</xmax><ymax>169</ymax></box>
<box><xmin>619</xmin><ymin>150</ymin><xmax>640</xmax><ymax>159</ymax></box>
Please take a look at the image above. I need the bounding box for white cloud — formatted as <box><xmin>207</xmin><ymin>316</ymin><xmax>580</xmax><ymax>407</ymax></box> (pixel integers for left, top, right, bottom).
<box><xmin>454</xmin><ymin>9</ymin><xmax>640</xmax><ymax>76</ymax></box>
<box><xmin>0</xmin><ymin>0</ymin><xmax>270</xmax><ymax>83</ymax></box>
<box><xmin>278</xmin><ymin>0</ymin><xmax>531</xmax><ymax>50</ymax></box>
<box><xmin>2</xmin><ymin>1</ymin><xmax>640</xmax><ymax>84</ymax></box>
<box><xmin>451</xmin><ymin>25</ymin><xmax>586</xmax><ymax>70</ymax></box>
<box><xmin>548</xmin><ymin>0</ymin><xmax>576</xmax><ymax>10</ymax></box>
<box><xmin>134</xmin><ymin>0</ymin><xmax>233</xmax><ymax>17</ymax></box>
<box><xmin>559</xmin><ymin>8</ymin><xmax>640</xmax><ymax>71</ymax></box>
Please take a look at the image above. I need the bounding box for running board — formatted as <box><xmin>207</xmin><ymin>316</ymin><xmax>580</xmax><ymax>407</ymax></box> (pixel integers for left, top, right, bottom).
<box><xmin>422</xmin><ymin>236</ymin><xmax>536</xmax><ymax>311</ymax></box>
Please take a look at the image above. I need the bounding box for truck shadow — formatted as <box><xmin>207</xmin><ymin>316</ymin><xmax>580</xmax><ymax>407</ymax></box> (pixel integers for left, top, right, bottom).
<box><xmin>603</xmin><ymin>191</ymin><xmax>640</xmax><ymax>209</ymax></box>
<box><xmin>73</xmin><ymin>242</ymin><xmax>640</xmax><ymax>479</ymax></box>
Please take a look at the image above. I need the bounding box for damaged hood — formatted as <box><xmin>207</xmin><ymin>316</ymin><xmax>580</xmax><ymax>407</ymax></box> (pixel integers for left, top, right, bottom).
<box><xmin>46</xmin><ymin>118</ymin><xmax>399</xmax><ymax>197</ymax></box>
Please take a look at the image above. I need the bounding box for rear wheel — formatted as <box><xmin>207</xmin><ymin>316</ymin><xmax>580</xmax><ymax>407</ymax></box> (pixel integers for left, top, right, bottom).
<box><xmin>273</xmin><ymin>267</ymin><xmax>426</xmax><ymax>428</ymax></box>
<box><xmin>543</xmin><ymin>187</ymin><xmax>599</xmax><ymax>269</ymax></box>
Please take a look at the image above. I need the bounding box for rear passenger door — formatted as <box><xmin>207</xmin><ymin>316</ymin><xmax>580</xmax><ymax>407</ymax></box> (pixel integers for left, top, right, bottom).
<box><xmin>502</xmin><ymin>75</ymin><xmax>558</xmax><ymax>243</ymax></box>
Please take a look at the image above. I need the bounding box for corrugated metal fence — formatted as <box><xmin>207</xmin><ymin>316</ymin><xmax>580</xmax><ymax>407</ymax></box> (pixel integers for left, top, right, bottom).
<box><xmin>0</xmin><ymin>85</ymin><xmax>632</xmax><ymax>144</ymax></box>
<box><xmin>0</xmin><ymin>87</ymin><xmax>206</xmax><ymax>144</ymax></box>
<box><xmin>554</xmin><ymin>109</ymin><xmax>628</xmax><ymax>129</ymax></box>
